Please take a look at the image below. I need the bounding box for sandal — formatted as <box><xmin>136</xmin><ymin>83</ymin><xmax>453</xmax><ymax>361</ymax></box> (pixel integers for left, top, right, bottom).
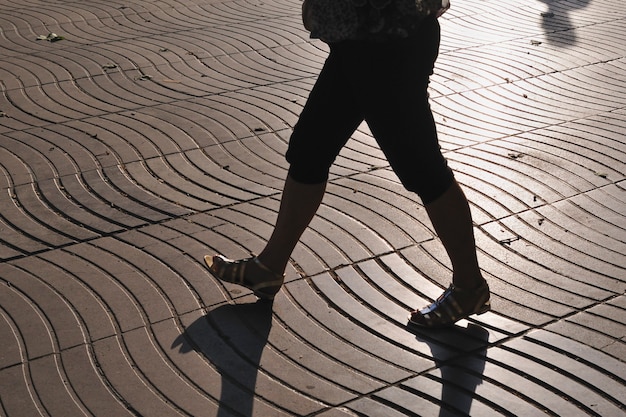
<box><xmin>408</xmin><ymin>281</ymin><xmax>490</xmax><ymax>328</ymax></box>
<box><xmin>204</xmin><ymin>254</ymin><xmax>285</xmax><ymax>301</ymax></box>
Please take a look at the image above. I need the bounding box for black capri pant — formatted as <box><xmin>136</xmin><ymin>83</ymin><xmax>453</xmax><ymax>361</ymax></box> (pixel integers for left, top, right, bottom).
<box><xmin>286</xmin><ymin>17</ymin><xmax>454</xmax><ymax>204</ymax></box>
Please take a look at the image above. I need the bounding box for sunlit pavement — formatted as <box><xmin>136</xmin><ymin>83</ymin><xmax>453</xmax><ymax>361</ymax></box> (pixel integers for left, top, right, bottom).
<box><xmin>0</xmin><ymin>0</ymin><xmax>625</xmax><ymax>416</ymax></box>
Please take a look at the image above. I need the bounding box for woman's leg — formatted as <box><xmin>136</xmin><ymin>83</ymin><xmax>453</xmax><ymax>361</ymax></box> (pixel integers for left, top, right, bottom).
<box><xmin>205</xmin><ymin>44</ymin><xmax>363</xmax><ymax>298</ymax></box>
<box><xmin>257</xmin><ymin>43</ymin><xmax>364</xmax><ymax>274</ymax></box>
<box><xmin>207</xmin><ymin>175</ymin><xmax>325</xmax><ymax>295</ymax></box>
<box><xmin>407</xmin><ymin>180</ymin><xmax>490</xmax><ymax>327</ymax></box>
<box><xmin>256</xmin><ymin>176</ymin><xmax>326</xmax><ymax>274</ymax></box>
<box><xmin>424</xmin><ymin>180</ymin><xmax>485</xmax><ymax>289</ymax></box>
<box><xmin>204</xmin><ymin>175</ymin><xmax>326</xmax><ymax>300</ymax></box>
<box><xmin>346</xmin><ymin>20</ymin><xmax>489</xmax><ymax>326</ymax></box>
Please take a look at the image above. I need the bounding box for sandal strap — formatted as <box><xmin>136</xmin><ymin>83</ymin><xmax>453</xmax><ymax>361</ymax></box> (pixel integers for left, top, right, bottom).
<box><xmin>411</xmin><ymin>282</ymin><xmax>490</xmax><ymax>328</ymax></box>
<box><xmin>248</xmin><ymin>257</ymin><xmax>284</xmax><ymax>291</ymax></box>
<box><xmin>423</xmin><ymin>285</ymin><xmax>465</xmax><ymax>325</ymax></box>
<box><xmin>204</xmin><ymin>254</ymin><xmax>285</xmax><ymax>300</ymax></box>
<box><xmin>212</xmin><ymin>256</ymin><xmax>248</xmax><ymax>285</ymax></box>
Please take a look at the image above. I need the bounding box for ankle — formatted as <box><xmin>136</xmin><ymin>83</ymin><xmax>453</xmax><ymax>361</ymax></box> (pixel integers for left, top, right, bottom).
<box><xmin>452</xmin><ymin>275</ymin><xmax>486</xmax><ymax>290</ymax></box>
<box><xmin>255</xmin><ymin>254</ymin><xmax>286</xmax><ymax>276</ymax></box>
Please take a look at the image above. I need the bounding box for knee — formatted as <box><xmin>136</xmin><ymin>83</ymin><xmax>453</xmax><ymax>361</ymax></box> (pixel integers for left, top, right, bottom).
<box><xmin>404</xmin><ymin>167</ymin><xmax>455</xmax><ymax>205</ymax></box>
<box><xmin>287</xmin><ymin>163</ymin><xmax>329</xmax><ymax>185</ymax></box>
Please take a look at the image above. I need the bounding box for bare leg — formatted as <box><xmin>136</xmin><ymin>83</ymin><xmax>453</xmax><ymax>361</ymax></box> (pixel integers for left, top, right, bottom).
<box><xmin>408</xmin><ymin>179</ymin><xmax>490</xmax><ymax>327</ymax></box>
<box><xmin>424</xmin><ymin>179</ymin><xmax>485</xmax><ymax>289</ymax></box>
<box><xmin>409</xmin><ymin>181</ymin><xmax>491</xmax><ymax>328</ymax></box>
<box><xmin>204</xmin><ymin>173</ymin><xmax>326</xmax><ymax>300</ymax></box>
<box><xmin>205</xmin><ymin>174</ymin><xmax>325</xmax><ymax>299</ymax></box>
<box><xmin>257</xmin><ymin>176</ymin><xmax>484</xmax><ymax>286</ymax></box>
<box><xmin>256</xmin><ymin>175</ymin><xmax>326</xmax><ymax>274</ymax></box>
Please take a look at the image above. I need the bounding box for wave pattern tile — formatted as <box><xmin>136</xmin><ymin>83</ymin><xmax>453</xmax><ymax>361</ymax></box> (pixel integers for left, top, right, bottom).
<box><xmin>0</xmin><ymin>0</ymin><xmax>625</xmax><ymax>416</ymax></box>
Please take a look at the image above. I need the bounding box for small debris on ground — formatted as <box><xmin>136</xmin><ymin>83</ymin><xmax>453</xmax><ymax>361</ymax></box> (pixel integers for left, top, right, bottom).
<box><xmin>36</xmin><ymin>33</ymin><xmax>65</xmax><ymax>42</ymax></box>
<box><xmin>508</xmin><ymin>152</ymin><xmax>525</xmax><ymax>159</ymax></box>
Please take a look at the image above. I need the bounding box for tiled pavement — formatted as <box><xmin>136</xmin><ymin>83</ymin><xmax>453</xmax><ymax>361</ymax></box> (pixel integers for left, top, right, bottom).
<box><xmin>0</xmin><ymin>0</ymin><xmax>625</xmax><ymax>415</ymax></box>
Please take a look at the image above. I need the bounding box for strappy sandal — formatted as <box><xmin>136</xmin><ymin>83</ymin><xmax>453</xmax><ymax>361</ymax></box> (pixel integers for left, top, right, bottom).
<box><xmin>204</xmin><ymin>254</ymin><xmax>285</xmax><ymax>301</ymax></box>
<box><xmin>408</xmin><ymin>281</ymin><xmax>491</xmax><ymax>328</ymax></box>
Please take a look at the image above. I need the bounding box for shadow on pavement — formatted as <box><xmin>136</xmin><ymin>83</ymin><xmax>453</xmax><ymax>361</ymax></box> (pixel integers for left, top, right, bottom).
<box><xmin>172</xmin><ymin>301</ymin><xmax>273</xmax><ymax>417</ymax></box>
<box><xmin>410</xmin><ymin>323</ymin><xmax>490</xmax><ymax>416</ymax></box>
<box><xmin>538</xmin><ymin>0</ymin><xmax>591</xmax><ymax>45</ymax></box>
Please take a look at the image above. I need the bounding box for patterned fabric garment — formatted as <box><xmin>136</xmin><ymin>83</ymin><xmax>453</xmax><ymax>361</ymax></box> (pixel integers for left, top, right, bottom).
<box><xmin>303</xmin><ymin>0</ymin><xmax>449</xmax><ymax>43</ymax></box>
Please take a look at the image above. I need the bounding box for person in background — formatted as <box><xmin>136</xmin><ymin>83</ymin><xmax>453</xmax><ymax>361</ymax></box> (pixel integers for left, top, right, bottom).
<box><xmin>204</xmin><ymin>0</ymin><xmax>491</xmax><ymax>328</ymax></box>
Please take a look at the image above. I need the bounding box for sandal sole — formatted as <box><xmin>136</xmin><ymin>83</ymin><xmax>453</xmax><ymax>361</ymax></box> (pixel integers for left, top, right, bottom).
<box><xmin>407</xmin><ymin>302</ymin><xmax>491</xmax><ymax>329</ymax></box>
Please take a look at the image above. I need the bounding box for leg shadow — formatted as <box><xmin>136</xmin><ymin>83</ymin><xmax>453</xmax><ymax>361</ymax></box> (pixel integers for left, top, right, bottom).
<box><xmin>172</xmin><ymin>301</ymin><xmax>273</xmax><ymax>417</ymax></box>
<box><xmin>410</xmin><ymin>323</ymin><xmax>490</xmax><ymax>416</ymax></box>
<box><xmin>538</xmin><ymin>0</ymin><xmax>591</xmax><ymax>46</ymax></box>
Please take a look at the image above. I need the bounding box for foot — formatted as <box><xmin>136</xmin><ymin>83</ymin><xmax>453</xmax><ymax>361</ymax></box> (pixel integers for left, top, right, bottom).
<box><xmin>204</xmin><ymin>254</ymin><xmax>285</xmax><ymax>301</ymax></box>
<box><xmin>408</xmin><ymin>281</ymin><xmax>490</xmax><ymax>328</ymax></box>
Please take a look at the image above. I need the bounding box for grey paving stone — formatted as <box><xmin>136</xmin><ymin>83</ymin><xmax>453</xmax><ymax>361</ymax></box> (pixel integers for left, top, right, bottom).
<box><xmin>346</xmin><ymin>396</ymin><xmax>417</xmax><ymax>417</ymax></box>
<box><xmin>430</xmin><ymin>357</ymin><xmax>549</xmax><ymax>416</ymax></box>
<box><xmin>525</xmin><ymin>204</ymin><xmax>626</xmax><ymax>269</ymax></box>
<box><xmin>373</xmin><ymin>379</ymin><xmax>461</xmax><ymax>417</ymax></box>
<box><xmin>46</xmin><ymin>246</ymin><xmax>148</xmax><ymax>333</ymax></box>
<box><xmin>34</xmin><ymin>179</ymin><xmax>120</xmax><ymax>236</ymax></box>
<box><xmin>266</xmin><ymin>318</ymin><xmax>386</xmax><ymax>395</ymax></box>
<box><xmin>104</xmin><ymin>229</ymin><xmax>221</xmax><ymax>312</ymax></box>
<box><xmin>480</xmin><ymin>354</ymin><xmax>591</xmax><ymax>417</ymax></box>
<box><xmin>11</xmin><ymin>254</ymin><xmax>118</xmax><ymax>342</ymax></box>
<box><xmin>0</xmin><ymin>365</ymin><xmax>46</xmax><ymax>417</ymax></box>
<box><xmin>61</xmin><ymin>344</ymin><xmax>135</xmax><ymax>416</ymax></box>
<box><xmin>53</xmin><ymin>174</ymin><xmax>146</xmax><ymax>230</ymax></box>
<box><xmin>525</xmin><ymin>329</ymin><xmax>626</xmax><ymax>387</ymax></box>
<box><xmin>284</xmin><ymin>277</ymin><xmax>433</xmax><ymax>375</ymax></box>
<box><xmin>2</xmin><ymin>133</ymin><xmax>62</xmax><ymax>183</ymax></box>
<box><xmin>545</xmin><ymin>319</ymin><xmax>619</xmax><ymax>353</ymax></box>
<box><xmin>93</xmin><ymin>335</ymin><xmax>186</xmax><ymax>417</ymax></box>
<box><xmin>141</xmin><ymin>156</ymin><xmax>226</xmax><ymax>210</ymax></box>
<box><xmin>13</xmin><ymin>183</ymin><xmax>95</xmax><ymax>241</ymax></box>
<box><xmin>497</xmin><ymin>215</ymin><xmax>626</xmax><ymax>293</ymax></box>
<box><xmin>163</xmin><ymin>313</ymin><xmax>230</xmax><ymax>412</ymax></box>
<box><xmin>124</xmin><ymin>325</ymin><xmax>236</xmax><ymax>417</ymax></box>
<box><xmin>314</xmin><ymin>407</ymin><xmax>360</xmax><ymax>417</ymax></box>
<box><xmin>0</xmin><ymin>278</ymin><xmax>57</xmax><ymax>360</ymax></box>
<box><xmin>603</xmin><ymin>340</ymin><xmax>626</xmax><ymax>364</ymax></box>
<box><xmin>0</xmin><ymin>305</ymin><xmax>22</xmax><ymax>369</ymax></box>
<box><xmin>1</xmin><ymin>0</ymin><xmax>626</xmax><ymax>415</ymax></box>
<box><xmin>310</xmin><ymin>272</ymin><xmax>448</xmax><ymax>364</ymax></box>
<box><xmin>274</xmin><ymin>287</ymin><xmax>413</xmax><ymax>385</ymax></box>
<box><xmin>92</xmin><ymin>166</ymin><xmax>184</xmax><ymax>221</ymax></box>
<box><xmin>422</xmin><ymin>236</ymin><xmax>576</xmax><ymax>325</ymax></box>
<box><xmin>1</xmin><ymin>263</ymin><xmax>85</xmax><ymax>351</ymax></box>
<box><xmin>329</xmin><ymin>177</ymin><xmax>433</xmax><ymax>246</ymax></box>
<box><xmin>498</xmin><ymin>335</ymin><xmax>626</xmax><ymax>414</ymax></box>
<box><xmin>81</xmin><ymin>237</ymin><xmax>183</xmax><ymax>323</ymax></box>
<box><xmin>567</xmin><ymin>310</ymin><xmax>626</xmax><ymax>341</ymax></box>
<box><xmin>406</xmin><ymin>371</ymin><xmax>505</xmax><ymax>416</ymax></box>
<box><xmin>608</xmin><ymin>294</ymin><xmax>626</xmax><ymax>309</ymax></box>
<box><xmin>27</xmin><ymin>354</ymin><xmax>91</xmax><ymax>416</ymax></box>
<box><xmin>176</xmin><ymin>307</ymin><xmax>327</xmax><ymax>416</ymax></box>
